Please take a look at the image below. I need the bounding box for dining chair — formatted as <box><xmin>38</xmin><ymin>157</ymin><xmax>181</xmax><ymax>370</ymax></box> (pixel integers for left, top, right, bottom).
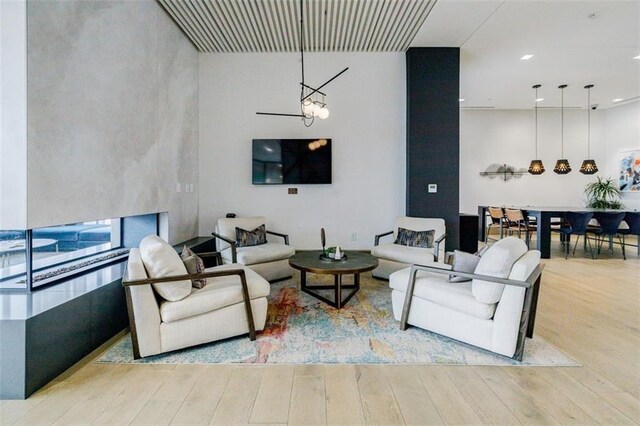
<box><xmin>504</xmin><ymin>208</ymin><xmax>537</xmax><ymax>248</ymax></box>
<box><xmin>590</xmin><ymin>212</ymin><xmax>627</xmax><ymax>260</ymax></box>
<box><xmin>557</xmin><ymin>212</ymin><xmax>595</xmax><ymax>259</ymax></box>
<box><xmin>486</xmin><ymin>207</ymin><xmax>508</xmax><ymax>243</ymax></box>
<box><xmin>618</xmin><ymin>212</ymin><xmax>640</xmax><ymax>256</ymax></box>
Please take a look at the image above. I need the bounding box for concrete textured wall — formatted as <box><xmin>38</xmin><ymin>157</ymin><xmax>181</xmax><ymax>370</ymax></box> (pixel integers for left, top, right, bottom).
<box><xmin>26</xmin><ymin>0</ymin><xmax>198</xmax><ymax>243</ymax></box>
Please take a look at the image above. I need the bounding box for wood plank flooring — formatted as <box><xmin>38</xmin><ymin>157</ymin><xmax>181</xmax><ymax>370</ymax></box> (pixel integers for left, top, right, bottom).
<box><xmin>1</xmin><ymin>241</ymin><xmax>639</xmax><ymax>425</ymax></box>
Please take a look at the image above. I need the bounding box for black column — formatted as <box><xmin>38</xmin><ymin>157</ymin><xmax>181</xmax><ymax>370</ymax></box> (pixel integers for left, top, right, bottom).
<box><xmin>406</xmin><ymin>47</ymin><xmax>460</xmax><ymax>251</ymax></box>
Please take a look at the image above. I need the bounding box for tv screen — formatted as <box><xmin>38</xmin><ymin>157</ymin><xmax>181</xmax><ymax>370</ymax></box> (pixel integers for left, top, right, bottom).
<box><xmin>252</xmin><ymin>139</ymin><xmax>332</xmax><ymax>185</ymax></box>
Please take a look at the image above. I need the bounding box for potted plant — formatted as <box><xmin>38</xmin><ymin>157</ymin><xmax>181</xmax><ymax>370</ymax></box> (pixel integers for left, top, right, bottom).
<box><xmin>584</xmin><ymin>176</ymin><xmax>624</xmax><ymax>209</ymax></box>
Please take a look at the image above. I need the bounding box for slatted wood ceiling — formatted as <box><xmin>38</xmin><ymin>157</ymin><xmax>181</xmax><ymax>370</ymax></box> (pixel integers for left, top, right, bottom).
<box><xmin>158</xmin><ymin>0</ymin><xmax>437</xmax><ymax>52</ymax></box>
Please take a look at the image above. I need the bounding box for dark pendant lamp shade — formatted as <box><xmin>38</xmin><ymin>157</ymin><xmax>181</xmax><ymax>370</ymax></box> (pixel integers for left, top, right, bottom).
<box><xmin>528</xmin><ymin>84</ymin><xmax>545</xmax><ymax>175</ymax></box>
<box><xmin>579</xmin><ymin>84</ymin><xmax>598</xmax><ymax>175</ymax></box>
<box><xmin>553</xmin><ymin>84</ymin><xmax>572</xmax><ymax>174</ymax></box>
<box><xmin>528</xmin><ymin>159</ymin><xmax>545</xmax><ymax>174</ymax></box>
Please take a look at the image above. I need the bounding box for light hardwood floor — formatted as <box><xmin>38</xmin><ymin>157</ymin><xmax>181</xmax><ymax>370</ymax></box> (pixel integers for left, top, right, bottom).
<box><xmin>2</xmin><ymin>240</ymin><xmax>639</xmax><ymax>425</ymax></box>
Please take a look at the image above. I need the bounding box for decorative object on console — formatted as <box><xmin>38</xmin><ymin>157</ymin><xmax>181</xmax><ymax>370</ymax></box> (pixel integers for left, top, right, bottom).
<box><xmin>553</xmin><ymin>84</ymin><xmax>572</xmax><ymax>174</ymax></box>
<box><xmin>528</xmin><ymin>84</ymin><xmax>546</xmax><ymax>175</ymax></box>
<box><xmin>579</xmin><ymin>84</ymin><xmax>599</xmax><ymax>174</ymax></box>
<box><xmin>479</xmin><ymin>163</ymin><xmax>528</xmax><ymax>181</ymax></box>
<box><xmin>255</xmin><ymin>0</ymin><xmax>348</xmax><ymax>127</ymax></box>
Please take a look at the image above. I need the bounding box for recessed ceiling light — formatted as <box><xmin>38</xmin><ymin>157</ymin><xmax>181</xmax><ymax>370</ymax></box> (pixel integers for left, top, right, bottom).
<box><xmin>520</xmin><ymin>54</ymin><xmax>534</xmax><ymax>60</ymax></box>
<box><xmin>459</xmin><ymin>98</ymin><xmax>465</xmax><ymax>102</ymax></box>
<box><xmin>535</xmin><ymin>98</ymin><xmax>544</xmax><ymax>102</ymax></box>
<box><xmin>634</xmin><ymin>55</ymin><xmax>640</xmax><ymax>60</ymax></box>
<box><xmin>612</xmin><ymin>98</ymin><xmax>623</xmax><ymax>102</ymax></box>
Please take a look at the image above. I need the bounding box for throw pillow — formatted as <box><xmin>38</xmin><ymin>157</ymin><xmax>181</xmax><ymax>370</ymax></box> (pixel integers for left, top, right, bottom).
<box><xmin>449</xmin><ymin>250</ymin><xmax>482</xmax><ymax>282</ymax></box>
<box><xmin>236</xmin><ymin>224</ymin><xmax>267</xmax><ymax>247</ymax></box>
<box><xmin>181</xmin><ymin>245</ymin><xmax>206</xmax><ymax>289</ymax></box>
<box><xmin>394</xmin><ymin>227</ymin><xmax>435</xmax><ymax>248</ymax></box>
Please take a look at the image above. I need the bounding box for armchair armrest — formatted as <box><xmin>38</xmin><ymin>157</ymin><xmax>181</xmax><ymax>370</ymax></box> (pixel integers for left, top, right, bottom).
<box><xmin>212</xmin><ymin>231</ymin><xmax>237</xmax><ymax>263</ymax></box>
<box><xmin>374</xmin><ymin>230</ymin><xmax>394</xmax><ymax>246</ymax></box>
<box><xmin>433</xmin><ymin>233</ymin><xmax>446</xmax><ymax>262</ymax></box>
<box><xmin>266</xmin><ymin>230</ymin><xmax>290</xmax><ymax>245</ymax></box>
<box><xmin>122</xmin><ymin>267</ymin><xmax>256</xmax><ymax>340</ymax></box>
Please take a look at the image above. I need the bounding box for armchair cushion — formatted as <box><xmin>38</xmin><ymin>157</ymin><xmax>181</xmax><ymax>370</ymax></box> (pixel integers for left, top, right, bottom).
<box><xmin>390</xmin><ymin>268</ymin><xmax>497</xmax><ymax>320</ymax></box>
<box><xmin>371</xmin><ymin>243</ymin><xmax>436</xmax><ymax>265</ymax></box>
<box><xmin>449</xmin><ymin>250</ymin><xmax>482</xmax><ymax>283</ymax></box>
<box><xmin>139</xmin><ymin>235</ymin><xmax>192</xmax><ymax>302</ymax></box>
<box><xmin>394</xmin><ymin>227</ymin><xmax>435</xmax><ymax>248</ymax></box>
<box><xmin>236</xmin><ymin>224</ymin><xmax>267</xmax><ymax>247</ymax></box>
<box><xmin>159</xmin><ymin>264</ymin><xmax>270</xmax><ymax>323</ymax></box>
<box><xmin>218</xmin><ymin>216</ymin><xmax>266</xmax><ymax>246</ymax></box>
<box><xmin>221</xmin><ymin>242</ymin><xmax>295</xmax><ymax>265</ymax></box>
<box><xmin>395</xmin><ymin>217</ymin><xmax>445</xmax><ymax>241</ymax></box>
<box><xmin>472</xmin><ymin>237</ymin><xmax>528</xmax><ymax>304</ymax></box>
<box><xmin>181</xmin><ymin>246</ymin><xmax>207</xmax><ymax>289</ymax></box>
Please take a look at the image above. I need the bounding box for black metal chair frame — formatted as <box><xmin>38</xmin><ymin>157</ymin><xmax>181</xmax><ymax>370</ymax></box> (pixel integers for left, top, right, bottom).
<box><xmin>590</xmin><ymin>213</ymin><xmax>627</xmax><ymax>260</ymax></box>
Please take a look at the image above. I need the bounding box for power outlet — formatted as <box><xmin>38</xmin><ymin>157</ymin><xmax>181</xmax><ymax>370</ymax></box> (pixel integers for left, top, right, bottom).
<box><xmin>288</xmin><ymin>188</ymin><xmax>298</xmax><ymax>194</ymax></box>
<box><xmin>350</xmin><ymin>232</ymin><xmax>357</xmax><ymax>241</ymax></box>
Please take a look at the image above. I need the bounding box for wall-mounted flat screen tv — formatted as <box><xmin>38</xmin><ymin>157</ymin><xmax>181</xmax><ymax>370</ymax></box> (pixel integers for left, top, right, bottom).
<box><xmin>252</xmin><ymin>139</ymin><xmax>332</xmax><ymax>185</ymax></box>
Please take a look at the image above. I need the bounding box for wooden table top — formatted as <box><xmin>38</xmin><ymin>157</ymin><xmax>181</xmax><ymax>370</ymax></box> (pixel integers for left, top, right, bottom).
<box><xmin>289</xmin><ymin>250</ymin><xmax>378</xmax><ymax>275</ymax></box>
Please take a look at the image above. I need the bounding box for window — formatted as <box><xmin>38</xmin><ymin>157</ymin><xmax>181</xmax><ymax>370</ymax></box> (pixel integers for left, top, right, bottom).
<box><xmin>0</xmin><ymin>218</ymin><xmax>124</xmax><ymax>290</ymax></box>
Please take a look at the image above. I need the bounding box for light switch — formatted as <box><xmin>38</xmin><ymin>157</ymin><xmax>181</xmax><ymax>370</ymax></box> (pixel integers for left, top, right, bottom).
<box><xmin>428</xmin><ymin>184</ymin><xmax>437</xmax><ymax>193</ymax></box>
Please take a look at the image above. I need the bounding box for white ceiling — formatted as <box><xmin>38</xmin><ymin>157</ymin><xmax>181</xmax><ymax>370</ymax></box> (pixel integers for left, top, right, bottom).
<box><xmin>411</xmin><ymin>0</ymin><xmax>640</xmax><ymax>109</ymax></box>
<box><xmin>160</xmin><ymin>0</ymin><xmax>640</xmax><ymax>110</ymax></box>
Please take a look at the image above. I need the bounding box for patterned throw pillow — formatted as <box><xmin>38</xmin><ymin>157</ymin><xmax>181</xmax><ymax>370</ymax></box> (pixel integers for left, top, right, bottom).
<box><xmin>181</xmin><ymin>245</ymin><xmax>207</xmax><ymax>289</ymax></box>
<box><xmin>394</xmin><ymin>227</ymin><xmax>435</xmax><ymax>248</ymax></box>
<box><xmin>236</xmin><ymin>224</ymin><xmax>267</xmax><ymax>247</ymax></box>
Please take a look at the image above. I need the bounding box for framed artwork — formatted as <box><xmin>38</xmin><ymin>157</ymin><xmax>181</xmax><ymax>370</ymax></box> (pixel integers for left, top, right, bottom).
<box><xmin>619</xmin><ymin>149</ymin><xmax>640</xmax><ymax>192</ymax></box>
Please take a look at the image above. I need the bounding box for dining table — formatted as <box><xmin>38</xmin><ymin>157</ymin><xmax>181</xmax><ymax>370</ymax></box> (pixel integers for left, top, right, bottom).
<box><xmin>478</xmin><ymin>205</ymin><xmax>635</xmax><ymax>259</ymax></box>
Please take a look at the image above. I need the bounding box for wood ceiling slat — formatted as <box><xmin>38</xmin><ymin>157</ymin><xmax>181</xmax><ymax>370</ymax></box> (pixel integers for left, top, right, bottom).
<box><xmin>396</xmin><ymin>0</ymin><xmax>436</xmax><ymax>51</ymax></box>
<box><xmin>189</xmin><ymin>0</ymin><xmax>224</xmax><ymax>52</ymax></box>
<box><xmin>159</xmin><ymin>0</ymin><xmax>210</xmax><ymax>52</ymax></box>
<box><xmin>200</xmin><ymin>0</ymin><xmax>232</xmax><ymax>52</ymax></box>
<box><xmin>158</xmin><ymin>0</ymin><xmax>434</xmax><ymax>53</ymax></box>
<box><xmin>207</xmin><ymin>0</ymin><xmax>243</xmax><ymax>51</ymax></box>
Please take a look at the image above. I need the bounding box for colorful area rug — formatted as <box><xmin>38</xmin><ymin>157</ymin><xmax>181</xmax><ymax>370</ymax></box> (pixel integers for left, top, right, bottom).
<box><xmin>97</xmin><ymin>273</ymin><xmax>577</xmax><ymax>366</ymax></box>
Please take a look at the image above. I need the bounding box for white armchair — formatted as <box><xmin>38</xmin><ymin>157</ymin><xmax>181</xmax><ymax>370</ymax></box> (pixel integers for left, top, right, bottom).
<box><xmin>212</xmin><ymin>216</ymin><xmax>295</xmax><ymax>282</ymax></box>
<box><xmin>389</xmin><ymin>237</ymin><xmax>542</xmax><ymax>360</ymax></box>
<box><xmin>371</xmin><ymin>217</ymin><xmax>446</xmax><ymax>279</ymax></box>
<box><xmin>123</xmin><ymin>235</ymin><xmax>270</xmax><ymax>359</ymax></box>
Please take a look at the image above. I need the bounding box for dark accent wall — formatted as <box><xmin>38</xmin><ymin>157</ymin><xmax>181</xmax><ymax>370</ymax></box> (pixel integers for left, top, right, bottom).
<box><xmin>406</xmin><ymin>48</ymin><xmax>460</xmax><ymax>251</ymax></box>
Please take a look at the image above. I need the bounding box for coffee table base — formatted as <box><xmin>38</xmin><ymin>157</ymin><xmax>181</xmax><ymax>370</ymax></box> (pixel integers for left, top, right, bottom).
<box><xmin>300</xmin><ymin>271</ymin><xmax>360</xmax><ymax>309</ymax></box>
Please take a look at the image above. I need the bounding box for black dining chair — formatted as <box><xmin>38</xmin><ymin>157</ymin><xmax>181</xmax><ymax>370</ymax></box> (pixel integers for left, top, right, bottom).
<box><xmin>618</xmin><ymin>212</ymin><xmax>640</xmax><ymax>256</ymax></box>
<box><xmin>589</xmin><ymin>212</ymin><xmax>626</xmax><ymax>260</ymax></box>
<box><xmin>557</xmin><ymin>212</ymin><xmax>595</xmax><ymax>259</ymax></box>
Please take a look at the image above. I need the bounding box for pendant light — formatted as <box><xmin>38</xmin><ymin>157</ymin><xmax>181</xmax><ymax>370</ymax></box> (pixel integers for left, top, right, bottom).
<box><xmin>528</xmin><ymin>84</ymin><xmax>545</xmax><ymax>175</ymax></box>
<box><xmin>579</xmin><ymin>84</ymin><xmax>598</xmax><ymax>174</ymax></box>
<box><xmin>553</xmin><ymin>84</ymin><xmax>571</xmax><ymax>174</ymax></box>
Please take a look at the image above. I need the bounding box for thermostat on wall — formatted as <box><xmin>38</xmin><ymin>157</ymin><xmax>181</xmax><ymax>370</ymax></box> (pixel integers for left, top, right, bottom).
<box><xmin>428</xmin><ymin>184</ymin><xmax>437</xmax><ymax>193</ymax></box>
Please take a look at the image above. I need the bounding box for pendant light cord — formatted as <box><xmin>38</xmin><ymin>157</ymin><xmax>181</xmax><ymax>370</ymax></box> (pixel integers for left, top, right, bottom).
<box><xmin>535</xmin><ymin>86</ymin><xmax>538</xmax><ymax>159</ymax></box>
<box><xmin>561</xmin><ymin>86</ymin><xmax>564</xmax><ymax>157</ymax></box>
<box><xmin>587</xmin><ymin>86</ymin><xmax>591</xmax><ymax>158</ymax></box>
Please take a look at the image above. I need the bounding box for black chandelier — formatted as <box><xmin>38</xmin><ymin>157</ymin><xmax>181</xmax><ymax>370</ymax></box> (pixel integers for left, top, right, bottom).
<box><xmin>528</xmin><ymin>84</ymin><xmax>545</xmax><ymax>175</ymax></box>
<box><xmin>256</xmin><ymin>0</ymin><xmax>348</xmax><ymax>127</ymax></box>
<box><xmin>553</xmin><ymin>84</ymin><xmax>572</xmax><ymax>174</ymax></box>
<box><xmin>579</xmin><ymin>84</ymin><xmax>599</xmax><ymax>174</ymax></box>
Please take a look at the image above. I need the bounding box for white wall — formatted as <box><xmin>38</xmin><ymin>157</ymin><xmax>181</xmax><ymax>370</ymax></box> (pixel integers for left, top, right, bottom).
<box><xmin>199</xmin><ymin>53</ymin><xmax>405</xmax><ymax>249</ymax></box>
<box><xmin>604</xmin><ymin>102</ymin><xmax>640</xmax><ymax>211</ymax></box>
<box><xmin>460</xmin><ymin>108</ymin><xmax>609</xmax><ymax>214</ymax></box>
<box><xmin>0</xmin><ymin>0</ymin><xmax>27</xmax><ymax>229</ymax></box>
<box><xmin>23</xmin><ymin>0</ymin><xmax>199</xmax><ymax>243</ymax></box>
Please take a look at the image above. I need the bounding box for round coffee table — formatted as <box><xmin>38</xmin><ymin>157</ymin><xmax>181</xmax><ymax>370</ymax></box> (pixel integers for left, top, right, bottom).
<box><xmin>289</xmin><ymin>250</ymin><xmax>378</xmax><ymax>309</ymax></box>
